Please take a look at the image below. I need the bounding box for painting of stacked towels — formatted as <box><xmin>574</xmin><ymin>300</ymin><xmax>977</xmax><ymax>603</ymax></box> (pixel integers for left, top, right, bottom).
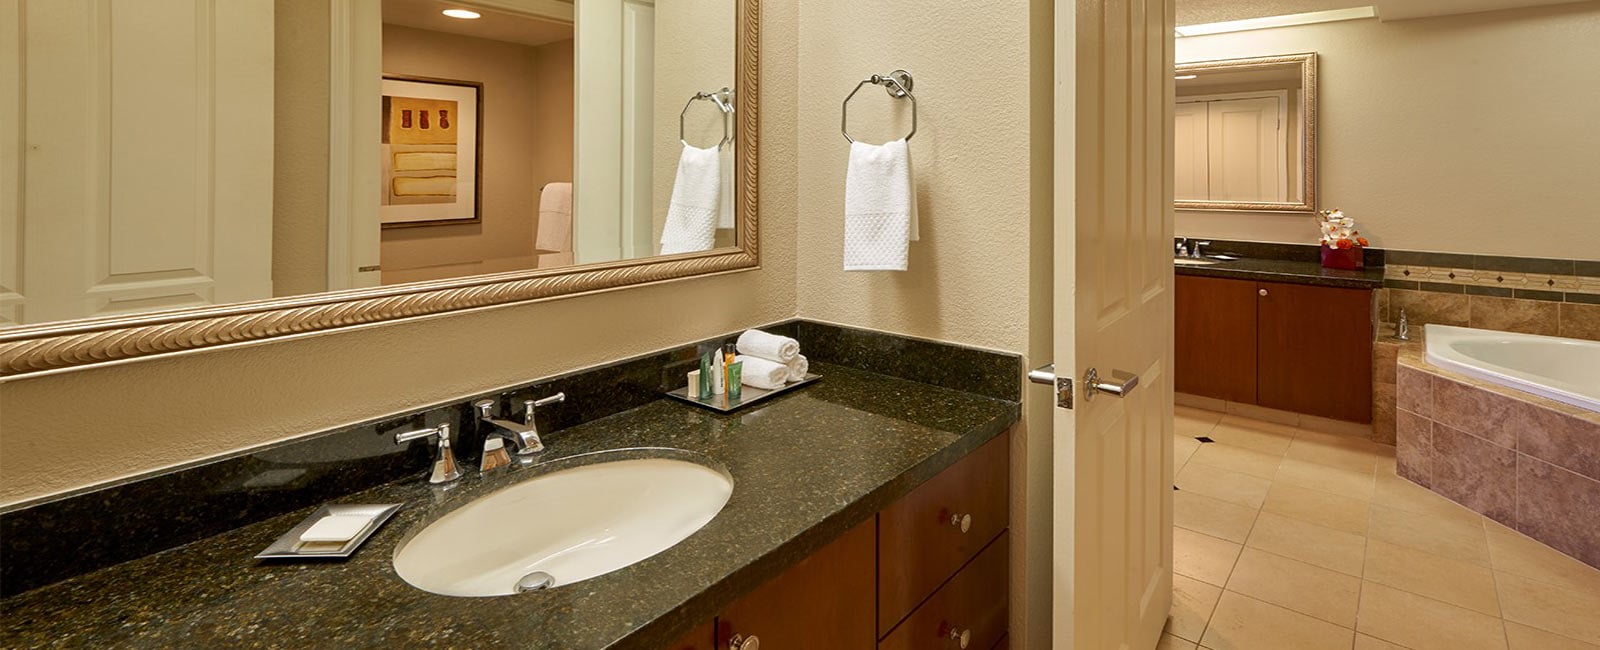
<box><xmin>735</xmin><ymin>329</ymin><xmax>809</xmax><ymax>390</ymax></box>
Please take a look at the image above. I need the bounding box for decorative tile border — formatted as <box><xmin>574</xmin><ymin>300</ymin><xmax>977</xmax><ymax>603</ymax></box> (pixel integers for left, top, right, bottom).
<box><xmin>1383</xmin><ymin>250</ymin><xmax>1600</xmax><ymax>304</ymax></box>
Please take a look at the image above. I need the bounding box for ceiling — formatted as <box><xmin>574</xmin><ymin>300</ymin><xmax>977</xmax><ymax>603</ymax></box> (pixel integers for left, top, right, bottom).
<box><xmin>1177</xmin><ymin>0</ymin><xmax>1596</xmax><ymax>25</ymax></box>
<box><xmin>382</xmin><ymin>0</ymin><xmax>573</xmax><ymax>47</ymax></box>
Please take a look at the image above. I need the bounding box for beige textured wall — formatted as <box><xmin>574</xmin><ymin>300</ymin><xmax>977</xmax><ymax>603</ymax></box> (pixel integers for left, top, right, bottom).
<box><xmin>1175</xmin><ymin>2</ymin><xmax>1600</xmax><ymax>259</ymax></box>
<box><xmin>0</xmin><ymin>0</ymin><xmax>798</xmax><ymax>508</ymax></box>
<box><xmin>793</xmin><ymin>1</ymin><xmax>1052</xmax><ymax>647</ymax></box>
<box><xmin>271</xmin><ymin>0</ymin><xmax>330</xmax><ymax>297</ymax></box>
<box><xmin>378</xmin><ymin>25</ymin><xmax>572</xmax><ymax>279</ymax></box>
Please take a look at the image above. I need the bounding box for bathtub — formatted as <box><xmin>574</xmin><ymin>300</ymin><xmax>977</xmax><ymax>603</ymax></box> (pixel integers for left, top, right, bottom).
<box><xmin>1425</xmin><ymin>324</ymin><xmax>1600</xmax><ymax>413</ymax></box>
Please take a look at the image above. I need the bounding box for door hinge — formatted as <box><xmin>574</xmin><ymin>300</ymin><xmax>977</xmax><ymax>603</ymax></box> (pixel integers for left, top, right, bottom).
<box><xmin>1056</xmin><ymin>377</ymin><xmax>1074</xmax><ymax>410</ymax></box>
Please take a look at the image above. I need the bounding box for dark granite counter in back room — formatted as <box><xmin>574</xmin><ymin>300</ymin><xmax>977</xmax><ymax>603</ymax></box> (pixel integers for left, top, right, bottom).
<box><xmin>0</xmin><ymin>361</ymin><xmax>1019</xmax><ymax>650</ymax></box>
<box><xmin>1174</xmin><ymin>238</ymin><xmax>1386</xmax><ymax>289</ymax></box>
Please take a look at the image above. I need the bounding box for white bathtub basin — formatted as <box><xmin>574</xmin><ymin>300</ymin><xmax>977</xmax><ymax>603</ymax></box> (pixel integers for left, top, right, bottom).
<box><xmin>1424</xmin><ymin>324</ymin><xmax>1600</xmax><ymax>412</ymax></box>
<box><xmin>392</xmin><ymin>453</ymin><xmax>733</xmax><ymax>597</ymax></box>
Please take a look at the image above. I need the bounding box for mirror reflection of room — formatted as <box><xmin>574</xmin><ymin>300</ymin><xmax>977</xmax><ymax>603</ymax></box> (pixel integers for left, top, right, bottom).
<box><xmin>0</xmin><ymin>0</ymin><xmax>738</xmax><ymax>328</ymax></box>
<box><xmin>1174</xmin><ymin>56</ymin><xmax>1312</xmax><ymax>211</ymax></box>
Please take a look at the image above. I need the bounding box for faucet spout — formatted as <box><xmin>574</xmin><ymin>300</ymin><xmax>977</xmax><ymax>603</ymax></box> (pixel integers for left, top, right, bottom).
<box><xmin>473</xmin><ymin>393</ymin><xmax>565</xmax><ymax>467</ymax></box>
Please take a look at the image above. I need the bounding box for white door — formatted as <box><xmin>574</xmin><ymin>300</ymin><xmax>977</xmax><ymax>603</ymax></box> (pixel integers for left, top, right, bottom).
<box><xmin>1206</xmin><ymin>96</ymin><xmax>1284</xmax><ymax>202</ymax></box>
<box><xmin>1172</xmin><ymin>101</ymin><xmax>1208</xmax><ymax>201</ymax></box>
<box><xmin>7</xmin><ymin>0</ymin><xmax>275</xmax><ymax>325</ymax></box>
<box><xmin>1050</xmin><ymin>0</ymin><xmax>1175</xmax><ymax>648</ymax></box>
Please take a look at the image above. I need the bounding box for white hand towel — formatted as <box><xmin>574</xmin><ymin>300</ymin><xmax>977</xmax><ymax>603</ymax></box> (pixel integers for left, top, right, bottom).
<box><xmin>736</xmin><ymin>329</ymin><xmax>800</xmax><ymax>363</ymax></box>
<box><xmin>785</xmin><ymin>354</ymin><xmax>809</xmax><ymax>382</ymax></box>
<box><xmin>844</xmin><ymin>138</ymin><xmax>918</xmax><ymax>271</ymax></box>
<box><xmin>736</xmin><ymin>355</ymin><xmax>789</xmax><ymax>390</ymax></box>
<box><xmin>660</xmin><ymin>144</ymin><xmax>722</xmax><ymax>255</ymax></box>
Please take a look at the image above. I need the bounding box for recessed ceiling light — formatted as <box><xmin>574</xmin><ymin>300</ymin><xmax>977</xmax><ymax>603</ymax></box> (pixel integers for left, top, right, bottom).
<box><xmin>1175</xmin><ymin>6</ymin><xmax>1375</xmax><ymax>37</ymax></box>
<box><xmin>1175</xmin><ymin>74</ymin><xmax>1198</xmax><ymax>80</ymax></box>
<box><xmin>442</xmin><ymin>8</ymin><xmax>481</xmax><ymax>19</ymax></box>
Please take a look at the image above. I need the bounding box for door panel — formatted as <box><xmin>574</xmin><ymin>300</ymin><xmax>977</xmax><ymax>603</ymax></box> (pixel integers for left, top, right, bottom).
<box><xmin>1053</xmin><ymin>1</ymin><xmax>1175</xmax><ymax>649</ymax></box>
<box><xmin>1174</xmin><ymin>275</ymin><xmax>1258</xmax><ymax>403</ymax></box>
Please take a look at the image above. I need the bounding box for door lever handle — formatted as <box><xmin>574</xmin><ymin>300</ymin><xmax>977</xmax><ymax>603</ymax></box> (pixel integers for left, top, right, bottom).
<box><xmin>1028</xmin><ymin>364</ymin><xmax>1056</xmax><ymax>385</ymax></box>
<box><xmin>1084</xmin><ymin>368</ymin><xmax>1139</xmax><ymax>401</ymax></box>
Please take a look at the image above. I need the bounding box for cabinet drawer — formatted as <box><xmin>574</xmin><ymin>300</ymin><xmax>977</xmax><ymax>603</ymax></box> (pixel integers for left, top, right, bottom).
<box><xmin>879</xmin><ymin>531</ymin><xmax>1009</xmax><ymax>650</ymax></box>
<box><xmin>879</xmin><ymin>431</ymin><xmax>1010</xmax><ymax>635</ymax></box>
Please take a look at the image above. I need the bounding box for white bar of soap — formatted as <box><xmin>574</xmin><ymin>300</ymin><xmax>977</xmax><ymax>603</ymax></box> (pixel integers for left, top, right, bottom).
<box><xmin>299</xmin><ymin>514</ymin><xmax>373</xmax><ymax>542</ymax></box>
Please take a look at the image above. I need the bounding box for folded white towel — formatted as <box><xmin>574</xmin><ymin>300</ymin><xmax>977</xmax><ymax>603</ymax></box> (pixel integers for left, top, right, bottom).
<box><xmin>844</xmin><ymin>138</ymin><xmax>918</xmax><ymax>271</ymax></box>
<box><xmin>736</xmin><ymin>329</ymin><xmax>799</xmax><ymax>363</ymax></box>
<box><xmin>660</xmin><ymin>144</ymin><xmax>722</xmax><ymax>255</ymax></box>
<box><xmin>736</xmin><ymin>355</ymin><xmax>788</xmax><ymax>390</ymax></box>
<box><xmin>786</xmin><ymin>354</ymin><xmax>808</xmax><ymax>382</ymax></box>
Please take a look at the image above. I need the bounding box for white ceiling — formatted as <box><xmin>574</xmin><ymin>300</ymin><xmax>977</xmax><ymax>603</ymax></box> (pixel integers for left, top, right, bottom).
<box><xmin>1177</xmin><ymin>0</ymin><xmax>1596</xmax><ymax>25</ymax></box>
<box><xmin>382</xmin><ymin>0</ymin><xmax>573</xmax><ymax>47</ymax></box>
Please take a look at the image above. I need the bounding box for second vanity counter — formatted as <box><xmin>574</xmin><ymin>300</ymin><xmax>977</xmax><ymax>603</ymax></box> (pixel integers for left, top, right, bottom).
<box><xmin>0</xmin><ymin>362</ymin><xmax>1018</xmax><ymax>649</ymax></box>
<box><xmin>1174</xmin><ymin>255</ymin><xmax>1385</xmax><ymax>289</ymax></box>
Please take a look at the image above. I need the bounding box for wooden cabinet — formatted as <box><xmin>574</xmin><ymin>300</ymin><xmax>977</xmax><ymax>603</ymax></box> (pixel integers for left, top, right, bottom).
<box><xmin>1175</xmin><ymin>275</ymin><xmax>1258</xmax><ymax>403</ymax></box>
<box><xmin>1175</xmin><ymin>277</ymin><xmax>1373</xmax><ymax>423</ymax></box>
<box><xmin>667</xmin><ymin>623</ymin><xmax>714</xmax><ymax>650</ymax></box>
<box><xmin>878</xmin><ymin>531</ymin><xmax>1009</xmax><ymax>650</ymax></box>
<box><xmin>879</xmin><ymin>433</ymin><xmax>1010</xmax><ymax>635</ymax></box>
<box><xmin>716</xmin><ymin>520</ymin><xmax>877</xmax><ymax>650</ymax></box>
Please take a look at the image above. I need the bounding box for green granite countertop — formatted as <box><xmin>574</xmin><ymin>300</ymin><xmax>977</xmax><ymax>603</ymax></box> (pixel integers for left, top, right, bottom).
<box><xmin>0</xmin><ymin>362</ymin><xmax>1017</xmax><ymax>649</ymax></box>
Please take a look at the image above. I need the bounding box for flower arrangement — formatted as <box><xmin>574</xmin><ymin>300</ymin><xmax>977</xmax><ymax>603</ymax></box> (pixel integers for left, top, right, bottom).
<box><xmin>1317</xmin><ymin>208</ymin><xmax>1368</xmax><ymax>270</ymax></box>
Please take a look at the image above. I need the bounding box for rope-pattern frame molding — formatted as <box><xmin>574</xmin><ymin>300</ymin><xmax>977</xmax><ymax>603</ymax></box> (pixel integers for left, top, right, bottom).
<box><xmin>0</xmin><ymin>0</ymin><xmax>762</xmax><ymax>380</ymax></box>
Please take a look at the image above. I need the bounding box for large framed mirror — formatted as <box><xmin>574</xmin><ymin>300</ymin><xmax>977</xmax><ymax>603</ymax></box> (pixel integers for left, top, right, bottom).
<box><xmin>0</xmin><ymin>0</ymin><xmax>761</xmax><ymax>378</ymax></box>
<box><xmin>1175</xmin><ymin>53</ymin><xmax>1317</xmax><ymax>213</ymax></box>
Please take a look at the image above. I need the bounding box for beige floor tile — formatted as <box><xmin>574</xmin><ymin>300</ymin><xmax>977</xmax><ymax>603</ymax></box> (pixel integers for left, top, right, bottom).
<box><xmin>1175</xmin><ymin>527</ymin><xmax>1243</xmax><ymax>587</ymax></box>
<box><xmin>1368</xmin><ymin>504</ymin><xmax>1491</xmax><ymax>566</ymax></box>
<box><xmin>1226</xmin><ymin>548</ymin><xmax>1360</xmax><ymax>627</ymax></box>
<box><xmin>1177</xmin><ymin>405</ymin><xmax>1225</xmax><ymax>438</ymax></box>
<box><xmin>1158</xmin><ymin>633</ymin><xmax>1200</xmax><ymax>650</ymax></box>
<box><xmin>1275</xmin><ymin>457</ymin><xmax>1376</xmax><ymax>501</ymax></box>
<box><xmin>1355</xmin><ymin>634</ymin><xmax>1410</xmax><ymax>650</ymax></box>
<box><xmin>1245</xmin><ymin>512</ymin><xmax>1366</xmax><ymax>576</ymax></box>
<box><xmin>1189</xmin><ymin>443</ymin><xmax>1284</xmax><ymax>480</ymax></box>
<box><xmin>1287</xmin><ymin>429</ymin><xmax>1385</xmax><ymax>472</ymax></box>
<box><xmin>1357</xmin><ymin>582</ymin><xmax>1508</xmax><ymax>650</ymax></box>
<box><xmin>1176</xmin><ymin>434</ymin><xmax>1202</xmax><ymax>472</ymax></box>
<box><xmin>1376</xmin><ymin>452</ymin><xmax>1398</xmax><ymax>477</ymax></box>
<box><xmin>1200</xmin><ymin>591</ymin><xmax>1354</xmax><ymax>650</ymax></box>
<box><xmin>1485</xmin><ymin>520</ymin><xmax>1600</xmax><ymax>596</ymax></box>
<box><xmin>1262</xmin><ymin>481</ymin><xmax>1370</xmax><ymax>535</ymax></box>
<box><xmin>1495</xmin><ymin>571</ymin><xmax>1600</xmax><ymax>645</ymax></box>
<box><xmin>1176</xmin><ymin>462</ymin><xmax>1273</xmax><ymax>509</ymax></box>
<box><xmin>1175</xmin><ymin>491</ymin><xmax>1259</xmax><ymax>544</ymax></box>
<box><xmin>1505</xmin><ymin>621</ymin><xmax>1600</xmax><ymax>650</ymax></box>
<box><xmin>1167</xmin><ymin>573</ymin><xmax>1223</xmax><ymax>643</ymax></box>
<box><xmin>1208</xmin><ymin>416</ymin><xmax>1297</xmax><ymax>455</ymax></box>
<box><xmin>1373</xmin><ymin>472</ymin><xmax>1484</xmax><ymax>525</ymax></box>
<box><xmin>1364</xmin><ymin>539</ymin><xmax>1501</xmax><ymax>615</ymax></box>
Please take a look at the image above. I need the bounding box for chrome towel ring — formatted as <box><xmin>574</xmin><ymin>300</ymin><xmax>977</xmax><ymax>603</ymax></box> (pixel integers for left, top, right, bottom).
<box><xmin>841</xmin><ymin>70</ymin><xmax>916</xmax><ymax>144</ymax></box>
<box><xmin>680</xmin><ymin>87</ymin><xmax>734</xmax><ymax>148</ymax></box>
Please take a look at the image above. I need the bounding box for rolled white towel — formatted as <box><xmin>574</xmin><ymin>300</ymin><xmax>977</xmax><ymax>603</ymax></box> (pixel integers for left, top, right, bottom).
<box><xmin>736</xmin><ymin>329</ymin><xmax>799</xmax><ymax>363</ymax></box>
<box><xmin>786</xmin><ymin>354</ymin><xmax>808</xmax><ymax>382</ymax></box>
<box><xmin>736</xmin><ymin>355</ymin><xmax>788</xmax><ymax>390</ymax></box>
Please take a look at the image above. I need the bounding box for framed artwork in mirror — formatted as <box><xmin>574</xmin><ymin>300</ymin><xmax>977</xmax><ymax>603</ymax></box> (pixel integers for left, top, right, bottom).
<box><xmin>380</xmin><ymin>76</ymin><xmax>483</xmax><ymax>227</ymax></box>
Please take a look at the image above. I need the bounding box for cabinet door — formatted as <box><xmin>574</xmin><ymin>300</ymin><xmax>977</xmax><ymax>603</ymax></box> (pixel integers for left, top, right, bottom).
<box><xmin>1257</xmin><ymin>281</ymin><xmax>1373</xmax><ymax>423</ymax></box>
<box><xmin>716</xmin><ymin>519</ymin><xmax>876</xmax><ymax>650</ymax></box>
<box><xmin>1175</xmin><ymin>275</ymin><xmax>1259</xmax><ymax>404</ymax></box>
<box><xmin>668</xmin><ymin>622</ymin><xmax>714</xmax><ymax>650</ymax></box>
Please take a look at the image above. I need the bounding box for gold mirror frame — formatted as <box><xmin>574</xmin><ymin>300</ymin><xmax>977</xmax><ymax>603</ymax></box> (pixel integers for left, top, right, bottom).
<box><xmin>1175</xmin><ymin>52</ymin><xmax>1317</xmax><ymax>214</ymax></box>
<box><xmin>0</xmin><ymin>0</ymin><xmax>762</xmax><ymax>380</ymax></box>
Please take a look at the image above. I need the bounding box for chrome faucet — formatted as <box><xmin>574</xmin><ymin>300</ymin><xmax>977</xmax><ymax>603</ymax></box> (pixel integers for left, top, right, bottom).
<box><xmin>1188</xmin><ymin>240</ymin><xmax>1212</xmax><ymax>258</ymax></box>
<box><xmin>1397</xmin><ymin>309</ymin><xmax>1411</xmax><ymax>341</ymax></box>
<box><xmin>394</xmin><ymin>423</ymin><xmax>463</xmax><ymax>485</ymax></box>
<box><xmin>475</xmin><ymin>393</ymin><xmax>565</xmax><ymax>472</ymax></box>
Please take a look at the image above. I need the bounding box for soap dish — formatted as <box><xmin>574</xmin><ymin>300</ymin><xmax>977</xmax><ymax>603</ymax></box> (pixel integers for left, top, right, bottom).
<box><xmin>665</xmin><ymin>373</ymin><xmax>821</xmax><ymax>413</ymax></box>
<box><xmin>255</xmin><ymin>503</ymin><xmax>403</xmax><ymax>560</ymax></box>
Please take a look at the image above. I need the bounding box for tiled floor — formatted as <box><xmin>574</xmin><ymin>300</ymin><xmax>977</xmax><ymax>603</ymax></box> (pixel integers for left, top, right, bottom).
<box><xmin>1161</xmin><ymin>405</ymin><xmax>1600</xmax><ymax>650</ymax></box>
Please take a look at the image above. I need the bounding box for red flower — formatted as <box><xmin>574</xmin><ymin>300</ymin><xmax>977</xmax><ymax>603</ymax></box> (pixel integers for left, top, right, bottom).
<box><xmin>1357</xmin><ymin>237</ymin><xmax>1369</xmax><ymax>247</ymax></box>
<box><xmin>1336</xmin><ymin>239</ymin><xmax>1353</xmax><ymax>249</ymax></box>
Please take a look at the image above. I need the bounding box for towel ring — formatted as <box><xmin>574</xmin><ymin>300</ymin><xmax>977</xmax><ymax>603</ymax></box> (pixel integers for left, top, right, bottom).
<box><xmin>680</xmin><ymin>87</ymin><xmax>734</xmax><ymax>148</ymax></box>
<box><xmin>841</xmin><ymin>70</ymin><xmax>916</xmax><ymax>144</ymax></box>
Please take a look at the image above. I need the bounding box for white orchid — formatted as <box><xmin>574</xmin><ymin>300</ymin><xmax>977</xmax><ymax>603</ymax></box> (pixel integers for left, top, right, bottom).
<box><xmin>1318</xmin><ymin>208</ymin><xmax>1368</xmax><ymax>249</ymax></box>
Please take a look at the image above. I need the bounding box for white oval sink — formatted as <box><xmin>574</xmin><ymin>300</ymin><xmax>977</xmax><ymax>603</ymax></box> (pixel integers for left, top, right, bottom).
<box><xmin>392</xmin><ymin>453</ymin><xmax>733</xmax><ymax>597</ymax></box>
<box><xmin>1173</xmin><ymin>257</ymin><xmax>1219</xmax><ymax>266</ymax></box>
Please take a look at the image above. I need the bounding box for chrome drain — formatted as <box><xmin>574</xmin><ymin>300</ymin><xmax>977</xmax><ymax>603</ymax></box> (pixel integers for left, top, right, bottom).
<box><xmin>515</xmin><ymin>571</ymin><xmax>556</xmax><ymax>593</ymax></box>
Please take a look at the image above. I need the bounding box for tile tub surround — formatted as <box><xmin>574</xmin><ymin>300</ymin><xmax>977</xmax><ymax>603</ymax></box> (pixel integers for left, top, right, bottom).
<box><xmin>1394</xmin><ymin>348</ymin><xmax>1600</xmax><ymax>570</ymax></box>
<box><xmin>0</xmin><ymin>362</ymin><xmax>1018</xmax><ymax>649</ymax></box>
<box><xmin>0</xmin><ymin>319</ymin><xmax>1021</xmax><ymax>598</ymax></box>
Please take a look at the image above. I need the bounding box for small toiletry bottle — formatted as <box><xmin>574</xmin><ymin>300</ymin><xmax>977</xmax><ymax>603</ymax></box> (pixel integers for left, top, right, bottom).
<box><xmin>712</xmin><ymin>353</ymin><xmax>727</xmax><ymax>395</ymax></box>
<box><xmin>687</xmin><ymin>370</ymin><xmax>702</xmax><ymax>399</ymax></box>
<box><xmin>699</xmin><ymin>353</ymin><xmax>714</xmax><ymax>397</ymax></box>
<box><xmin>727</xmin><ymin>362</ymin><xmax>743</xmax><ymax>401</ymax></box>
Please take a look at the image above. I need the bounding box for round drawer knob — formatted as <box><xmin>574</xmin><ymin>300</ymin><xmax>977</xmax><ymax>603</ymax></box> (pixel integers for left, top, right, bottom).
<box><xmin>730</xmin><ymin>634</ymin><xmax>759</xmax><ymax>650</ymax></box>
<box><xmin>949</xmin><ymin>513</ymin><xmax>972</xmax><ymax>533</ymax></box>
<box><xmin>949</xmin><ymin>627</ymin><xmax>972</xmax><ymax>648</ymax></box>
<box><xmin>1259</xmin><ymin>288</ymin><xmax>1269</xmax><ymax>296</ymax></box>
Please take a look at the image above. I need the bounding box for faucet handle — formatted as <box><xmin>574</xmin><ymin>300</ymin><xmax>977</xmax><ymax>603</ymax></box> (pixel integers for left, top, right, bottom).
<box><xmin>472</xmin><ymin>399</ymin><xmax>496</xmax><ymax>419</ymax></box>
<box><xmin>394</xmin><ymin>424</ymin><xmax>463</xmax><ymax>484</ymax></box>
<box><xmin>522</xmin><ymin>392</ymin><xmax>566</xmax><ymax>426</ymax></box>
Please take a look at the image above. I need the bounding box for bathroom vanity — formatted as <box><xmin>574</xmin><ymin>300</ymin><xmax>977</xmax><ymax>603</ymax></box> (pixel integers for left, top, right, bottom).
<box><xmin>1173</xmin><ymin>241</ymin><xmax>1384</xmax><ymax>424</ymax></box>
